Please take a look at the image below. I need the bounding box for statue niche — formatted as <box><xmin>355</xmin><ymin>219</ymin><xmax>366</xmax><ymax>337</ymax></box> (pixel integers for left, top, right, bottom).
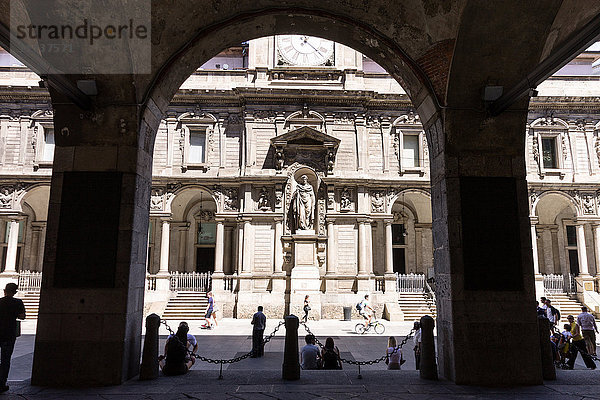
<box><xmin>289</xmin><ymin>174</ymin><xmax>316</xmax><ymax>232</ymax></box>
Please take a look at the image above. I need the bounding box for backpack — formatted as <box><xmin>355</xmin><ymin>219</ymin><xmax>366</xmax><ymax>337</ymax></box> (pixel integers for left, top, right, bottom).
<box><xmin>356</xmin><ymin>302</ymin><xmax>363</xmax><ymax>311</ymax></box>
<box><xmin>550</xmin><ymin>306</ymin><xmax>561</xmax><ymax>320</ymax></box>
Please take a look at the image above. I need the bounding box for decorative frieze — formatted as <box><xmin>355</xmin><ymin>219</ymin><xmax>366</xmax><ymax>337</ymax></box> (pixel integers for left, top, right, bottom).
<box><xmin>340</xmin><ymin>187</ymin><xmax>353</xmax><ymax>212</ymax></box>
<box><xmin>0</xmin><ymin>184</ymin><xmax>28</xmax><ymax>209</ymax></box>
<box><xmin>150</xmin><ymin>188</ymin><xmax>165</xmax><ymax>211</ymax></box>
<box><xmin>257</xmin><ymin>186</ymin><xmax>271</xmax><ymax>211</ymax></box>
<box><xmin>223</xmin><ymin>188</ymin><xmax>239</xmax><ymax>211</ymax></box>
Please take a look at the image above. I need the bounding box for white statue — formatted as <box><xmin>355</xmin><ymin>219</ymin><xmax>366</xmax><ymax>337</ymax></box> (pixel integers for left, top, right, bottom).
<box><xmin>291</xmin><ymin>174</ymin><xmax>315</xmax><ymax>231</ymax></box>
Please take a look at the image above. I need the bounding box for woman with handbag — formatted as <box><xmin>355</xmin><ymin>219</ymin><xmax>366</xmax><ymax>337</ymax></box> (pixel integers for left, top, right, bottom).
<box><xmin>302</xmin><ymin>295</ymin><xmax>311</xmax><ymax>323</ymax></box>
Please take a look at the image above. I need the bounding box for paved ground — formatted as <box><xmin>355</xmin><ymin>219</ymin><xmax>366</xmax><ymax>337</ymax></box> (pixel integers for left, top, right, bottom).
<box><xmin>5</xmin><ymin>319</ymin><xmax>600</xmax><ymax>399</ymax></box>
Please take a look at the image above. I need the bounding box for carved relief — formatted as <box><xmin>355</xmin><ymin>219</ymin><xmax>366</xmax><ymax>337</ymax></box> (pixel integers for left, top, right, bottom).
<box><xmin>532</xmin><ymin>133</ymin><xmax>540</xmax><ymax>167</ymax></box>
<box><xmin>561</xmin><ymin>133</ymin><xmax>569</xmax><ymax>161</ymax></box>
<box><xmin>327</xmin><ymin>190</ymin><xmax>335</xmax><ymax>210</ymax></box>
<box><xmin>257</xmin><ymin>186</ymin><xmax>271</xmax><ymax>211</ymax></box>
<box><xmin>340</xmin><ymin>187</ymin><xmax>352</xmax><ymax>212</ymax></box>
<box><xmin>327</xmin><ymin>149</ymin><xmax>335</xmax><ymax>174</ymax></box>
<box><xmin>529</xmin><ymin>189</ymin><xmax>538</xmax><ymax>210</ymax></box>
<box><xmin>253</xmin><ymin>110</ymin><xmax>277</xmax><ymax>122</ymax></box>
<box><xmin>332</xmin><ymin>113</ymin><xmax>355</xmax><ymax>124</ymax></box>
<box><xmin>150</xmin><ymin>188</ymin><xmax>164</xmax><ymax>211</ymax></box>
<box><xmin>0</xmin><ymin>186</ymin><xmax>12</xmax><ymax>208</ymax></box>
<box><xmin>397</xmin><ymin>112</ymin><xmax>420</xmax><ymax>125</ymax></box>
<box><xmin>317</xmin><ymin>186</ymin><xmax>326</xmax><ymax>236</ymax></box>
<box><xmin>223</xmin><ymin>188</ymin><xmax>238</xmax><ymax>211</ymax></box>
<box><xmin>422</xmin><ymin>135</ymin><xmax>429</xmax><ymax>158</ymax></box>
<box><xmin>370</xmin><ymin>190</ymin><xmax>385</xmax><ymax>213</ymax></box>
<box><xmin>275</xmin><ymin>185</ymin><xmax>283</xmax><ymax>209</ymax></box>
<box><xmin>595</xmin><ymin>136</ymin><xmax>600</xmax><ymax>166</ymax></box>
<box><xmin>581</xmin><ymin>193</ymin><xmax>596</xmax><ymax>215</ymax></box>
<box><xmin>275</xmin><ymin>147</ymin><xmax>285</xmax><ymax>172</ymax></box>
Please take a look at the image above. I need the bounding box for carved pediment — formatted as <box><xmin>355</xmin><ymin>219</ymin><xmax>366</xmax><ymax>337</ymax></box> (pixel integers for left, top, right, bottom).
<box><xmin>271</xmin><ymin>126</ymin><xmax>340</xmax><ymax>175</ymax></box>
<box><xmin>271</xmin><ymin>126</ymin><xmax>340</xmax><ymax>148</ymax></box>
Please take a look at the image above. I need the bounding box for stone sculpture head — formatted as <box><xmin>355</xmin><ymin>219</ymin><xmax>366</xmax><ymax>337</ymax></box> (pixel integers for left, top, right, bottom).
<box><xmin>300</xmin><ymin>174</ymin><xmax>308</xmax><ymax>184</ymax></box>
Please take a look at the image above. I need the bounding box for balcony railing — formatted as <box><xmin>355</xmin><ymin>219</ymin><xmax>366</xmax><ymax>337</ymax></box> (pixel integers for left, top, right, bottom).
<box><xmin>542</xmin><ymin>273</ymin><xmax>564</xmax><ymax>294</ymax></box>
<box><xmin>170</xmin><ymin>271</ymin><xmax>212</xmax><ymax>292</ymax></box>
<box><xmin>17</xmin><ymin>270</ymin><xmax>42</xmax><ymax>292</ymax></box>
<box><xmin>396</xmin><ymin>273</ymin><xmax>425</xmax><ymax>293</ymax></box>
<box><xmin>146</xmin><ymin>275</ymin><xmax>157</xmax><ymax>291</ymax></box>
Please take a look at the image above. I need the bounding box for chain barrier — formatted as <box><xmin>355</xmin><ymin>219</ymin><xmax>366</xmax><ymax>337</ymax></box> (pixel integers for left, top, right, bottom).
<box><xmin>160</xmin><ymin>319</ymin><xmax>285</xmax><ymax>379</ymax></box>
<box><xmin>300</xmin><ymin>321</ymin><xmax>415</xmax><ymax>379</ymax></box>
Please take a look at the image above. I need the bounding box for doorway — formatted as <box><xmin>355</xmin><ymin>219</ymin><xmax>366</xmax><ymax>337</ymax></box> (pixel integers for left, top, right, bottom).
<box><xmin>393</xmin><ymin>248</ymin><xmax>406</xmax><ymax>274</ymax></box>
<box><xmin>196</xmin><ymin>247</ymin><xmax>215</xmax><ymax>273</ymax></box>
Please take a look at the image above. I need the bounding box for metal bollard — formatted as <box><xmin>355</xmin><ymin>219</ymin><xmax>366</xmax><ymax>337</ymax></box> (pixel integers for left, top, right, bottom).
<box><xmin>538</xmin><ymin>316</ymin><xmax>556</xmax><ymax>380</ymax></box>
<box><xmin>282</xmin><ymin>315</ymin><xmax>300</xmax><ymax>380</ymax></box>
<box><xmin>419</xmin><ymin>315</ymin><xmax>438</xmax><ymax>380</ymax></box>
<box><xmin>139</xmin><ymin>313</ymin><xmax>161</xmax><ymax>380</ymax></box>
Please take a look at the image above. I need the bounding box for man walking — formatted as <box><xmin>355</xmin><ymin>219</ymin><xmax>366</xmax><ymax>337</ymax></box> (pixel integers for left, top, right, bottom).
<box><xmin>0</xmin><ymin>283</ymin><xmax>25</xmax><ymax>393</ymax></box>
<box><xmin>577</xmin><ymin>306</ymin><xmax>598</xmax><ymax>356</ymax></box>
<box><xmin>251</xmin><ymin>306</ymin><xmax>266</xmax><ymax>358</ymax></box>
<box><xmin>566</xmin><ymin>315</ymin><xmax>596</xmax><ymax>370</ymax></box>
<box><xmin>545</xmin><ymin>299</ymin><xmax>560</xmax><ymax>328</ymax></box>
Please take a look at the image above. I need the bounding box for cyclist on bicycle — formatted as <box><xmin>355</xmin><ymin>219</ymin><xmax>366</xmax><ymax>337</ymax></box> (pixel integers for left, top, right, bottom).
<box><xmin>358</xmin><ymin>294</ymin><xmax>374</xmax><ymax>326</ymax></box>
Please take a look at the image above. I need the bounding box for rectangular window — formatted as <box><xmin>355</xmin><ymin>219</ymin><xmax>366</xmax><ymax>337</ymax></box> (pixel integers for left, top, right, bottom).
<box><xmin>189</xmin><ymin>130</ymin><xmax>206</xmax><ymax>163</ymax></box>
<box><xmin>392</xmin><ymin>224</ymin><xmax>406</xmax><ymax>245</ymax></box>
<box><xmin>197</xmin><ymin>222</ymin><xmax>216</xmax><ymax>244</ymax></box>
<box><xmin>42</xmin><ymin>128</ymin><xmax>55</xmax><ymax>162</ymax></box>
<box><xmin>3</xmin><ymin>221</ymin><xmax>23</xmax><ymax>243</ymax></box>
<box><xmin>566</xmin><ymin>225</ymin><xmax>577</xmax><ymax>247</ymax></box>
<box><xmin>541</xmin><ymin>137</ymin><xmax>557</xmax><ymax>169</ymax></box>
<box><xmin>402</xmin><ymin>134</ymin><xmax>420</xmax><ymax>167</ymax></box>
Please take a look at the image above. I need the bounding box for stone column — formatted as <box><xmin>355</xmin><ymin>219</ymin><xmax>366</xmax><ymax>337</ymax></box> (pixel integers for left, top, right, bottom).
<box><xmin>241</xmin><ymin>218</ymin><xmax>251</xmax><ymax>274</ymax></box>
<box><xmin>385</xmin><ymin>220</ymin><xmax>394</xmax><ymax>274</ymax></box>
<box><xmin>576</xmin><ymin>222</ymin><xmax>590</xmax><ymax>276</ymax></box>
<box><xmin>236</xmin><ymin>219</ymin><xmax>244</xmax><ymax>274</ymax></box>
<box><xmin>29</xmin><ymin>223</ymin><xmax>43</xmax><ymax>272</ymax></box>
<box><xmin>530</xmin><ymin>224</ymin><xmax>540</xmax><ymax>275</ymax></box>
<box><xmin>541</xmin><ymin>228</ymin><xmax>554</xmax><ymax>275</ymax></box>
<box><xmin>4</xmin><ymin>219</ymin><xmax>19</xmax><ymax>274</ymax></box>
<box><xmin>214</xmin><ymin>219</ymin><xmax>225</xmax><ymax>274</ymax></box>
<box><xmin>357</xmin><ymin>219</ymin><xmax>367</xmax><ymax>275</ymax></box>
<box><xmin>593</xmin><ymin>224</ymin><xmax>600</xmax><ymax>278</ymax></box>
<box><xmin>415</xmin><ymin>225</ymin><xmax>424</xmax><ymax>274</ymax></box>
<box><xmin>326</xmin><ymin>218</ymin><xmax>336</xmax><ymax>275</ymax></box>
<box><xmin>530</xmin><ymin>218</ymin><xmax>544</xmax><ymax>299</ymax></box>
<box><xmin>158</xmin><ymin>218</ymin><xmax>171</xmax><ymax>275</ymax></box>
<box><xmin>274</xmin><ymin>217</ymin><xmax>284</xmax><ymax>274</ymax></box>
<box><xmin>176</xmin><ymin>224</ymin><xmax>188</xmax><ymax>273</ymax></box>
<box><xmin>223</xmin><ymin>226</ymin><xmax>233</xmax><ymax>274</ymax></box>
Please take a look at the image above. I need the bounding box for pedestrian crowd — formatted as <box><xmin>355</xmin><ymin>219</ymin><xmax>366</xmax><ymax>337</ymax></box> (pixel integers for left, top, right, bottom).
<box><xmin>539</xmin><ymin>296</ymin><xmax>598</xmax><ymax>370</ymax></box>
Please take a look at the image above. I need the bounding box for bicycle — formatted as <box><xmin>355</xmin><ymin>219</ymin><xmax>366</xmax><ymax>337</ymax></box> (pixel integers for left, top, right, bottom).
<box><xmin>354</xmin><ymin>319</ymin><xmax>385</xmax><ymax>334</ymax></box>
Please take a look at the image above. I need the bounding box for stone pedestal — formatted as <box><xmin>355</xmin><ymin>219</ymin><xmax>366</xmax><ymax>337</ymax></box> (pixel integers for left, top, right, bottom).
<box><xmin>290</xmin><ymin>231</ymin><xmax>322</xmax><ymax>319</ymax></box>
<box><xmin>356</xmin><ymin>275</ymin><xmax>373</xmax><ymax>293</ymax></box>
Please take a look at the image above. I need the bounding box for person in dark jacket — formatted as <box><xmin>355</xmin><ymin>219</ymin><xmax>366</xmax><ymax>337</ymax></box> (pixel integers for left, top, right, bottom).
<box><xmin>251</xmin><ymin>306</ymin><xmax>266</xmax><ymax>357</ymax></box>
<box><xmin>0</xmin><ymin>283</ymin><xmax>25</xmax><ymax>393</ymax></box>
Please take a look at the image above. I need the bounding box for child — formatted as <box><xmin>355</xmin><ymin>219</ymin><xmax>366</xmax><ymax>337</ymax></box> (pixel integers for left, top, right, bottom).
<box><xmin>558</xmin><ymin>323</ymin><xmax>572</xmax><ymax>368</ymax></box>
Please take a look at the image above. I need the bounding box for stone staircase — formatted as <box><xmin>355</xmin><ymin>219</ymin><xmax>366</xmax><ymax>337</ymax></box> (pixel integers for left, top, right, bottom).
<box><xmin>17</xmin><ymin>292</ymin><xmax>40</xmax><ymax>319</ymax></box>
<box><xmin>546</xmin><ymin>293</ymin><xmax>588</xmax><ymax>324</ymax></box>
<box><xmin>161</xmin><ymin>291</ymin><xmax>209</xmax><ymax>320</ymax></box>
<box><xmin>398</xmin><ymin>292</ymin><xmax>437</xmax><ymax>322</ymax></box>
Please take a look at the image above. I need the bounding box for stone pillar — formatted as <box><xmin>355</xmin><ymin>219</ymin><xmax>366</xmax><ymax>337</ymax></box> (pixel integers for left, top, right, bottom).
<box><xmin>224</xmin><ymin>226</ymin><xmax>233</xmax><ymax>274</ymax></box>
<box><xmin>576</xmin><ymin>223</ymin><xmax>590</xmax><ymax>276</ymax></box>
<box><xmin>158</xmin><ymin>218</ymin><xmax>170</xmax><ymax>275</ymax></box>
<box><xmin>357</xmin><ymin>219</ymin><xmax>367</xmax><ymax>275</ymax></box>
<box><xmin>530</xmin><ymin>224</ymin><xmax>540</xmax><ymax>275</ymax></box>
<box><xmin>385</xmin><ymin>220</ymin><xmax>394</xmax><ymax>274</ymax></box>
<box><xmin>428</xmin><ymin>106</ymin><xmax>542</xmax><ymax>385</ymax></box>
<box><xmin>214</xmin><ymin>219</ymin><xmax>225</xmax><ymax>274</ymax></box>
<box><xmin>32</xmin><ymin>102</ymin><xmax>152</xmax><ymax>386</ymax></box>
<box><xmin>236</xmin><ymin>219</ymin><xmax>244</xmax><ymax>274</ymax></box>
<box><xmin>274</xmin><ymin>217</ymin><xmax>284</xmax><ymax>274</ymax></box>
<box><xmin>176</xmin><ymin>224</ymin><xmax>188</xmax><ymax>273</ymax></box>
<box><xmin>593</xmin><ymin>224</ymin><xmax>600</xmax><ymax>278</ymax></box>
<box><xmin>326</xmin><ymin>218</ymin><xmax>336</xmax><ymax>275</ymax></box>
<box><xmin>241</xmin><ymin>218</ymin><xmax>251</xmax><ymax>274</ymax></box>
<box><xmin>530</xmin><ymin>219</ymin><xmax>544</xmax><ymax>299</ymax></box>
<box><xmin>415</xmin><ymin>226</ymin><xmax>424</xmax><ymax>274</ymax></box>
<box><xmin>30</xmin><ymin>222</ymin><xmax>44</xmax><ymax>272</ymax></box>
<box><xmin>4</xmin><ymin>219</ymin><xmax>19</xmax><ymax>274</ymax></box>
<box><xmin>357</xmin><ymin>218</ymin><xmax>372</xmax><ymax>292</ymax></box>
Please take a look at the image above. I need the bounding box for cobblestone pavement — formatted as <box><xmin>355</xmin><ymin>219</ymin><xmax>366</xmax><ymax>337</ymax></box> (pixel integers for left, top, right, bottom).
<box><xmin>6</xmin><ymin>319</ymin><xmax>600</xmax><ymax>399</ymax></box>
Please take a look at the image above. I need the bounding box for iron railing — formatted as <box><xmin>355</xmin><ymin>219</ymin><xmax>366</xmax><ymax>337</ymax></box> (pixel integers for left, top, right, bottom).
<box><xmin>395</xmin><ymin>273</ymin><xmax>425</xmax><ymax>293</ymax></box>
<box><xmin>170</xmin><ymin>271</ymin><xmax>212</xmax><ymax>292</ymax></box>
<box><xmin>17</xmin><ymin>270</ymin><xmax>42</xmax><ymax>292</ymax></box>
<box><xmin>543</xmin><ymin>273</ymin><xmax>565</xmax><ymax>294</ymax></box>
<box><xmin>146</xmin><ymin>275</ymin><xmax>157</xmax><ymax>291</ymax></box>
<box><xmin>374</xmin><ymin>277</ymin><xmax>385</xmax><ymax>293</ymax></box>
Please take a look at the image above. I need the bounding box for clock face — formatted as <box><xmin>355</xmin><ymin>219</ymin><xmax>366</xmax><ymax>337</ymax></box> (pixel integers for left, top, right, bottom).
<box><xmin>277</xmin><ymin>35</ymin><xmax>334</xmax><ymax>66</ymax></box>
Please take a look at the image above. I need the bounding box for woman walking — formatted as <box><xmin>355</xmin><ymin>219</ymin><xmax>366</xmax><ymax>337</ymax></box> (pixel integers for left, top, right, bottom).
<box><xmin>302</xmin><ymin>295</ymin><xmax>311</xmax><ymax>323</ymax></box>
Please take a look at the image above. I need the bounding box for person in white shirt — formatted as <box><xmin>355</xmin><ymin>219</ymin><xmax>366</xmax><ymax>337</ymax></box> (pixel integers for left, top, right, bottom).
<box><xmin>577</xmin><ymin>306</ymin><xmax>598</xmax><ymax>356</ymax></box>
<box><xmin>413</xmin><ymin>321</ymin><xmax>422</xmax><ymax>370</ymax></box>
<box><xmin>300</xmin><ymin>334</ymin><xmax>321</xmax><ymax>369</ymax></box>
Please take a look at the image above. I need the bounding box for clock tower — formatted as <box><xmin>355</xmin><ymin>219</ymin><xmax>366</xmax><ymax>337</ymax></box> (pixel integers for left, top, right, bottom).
<box><xmin>276</xmin><ymin>35</ymin><xmax>335</xmax><ymax>67</ymax></box>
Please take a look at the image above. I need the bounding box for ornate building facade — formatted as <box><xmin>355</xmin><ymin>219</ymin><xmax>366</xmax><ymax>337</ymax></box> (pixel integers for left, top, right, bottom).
<box><xmin>0</xmin><ymin>37</ymin><xmax>599</xmax><ymax>319</ymax></box>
